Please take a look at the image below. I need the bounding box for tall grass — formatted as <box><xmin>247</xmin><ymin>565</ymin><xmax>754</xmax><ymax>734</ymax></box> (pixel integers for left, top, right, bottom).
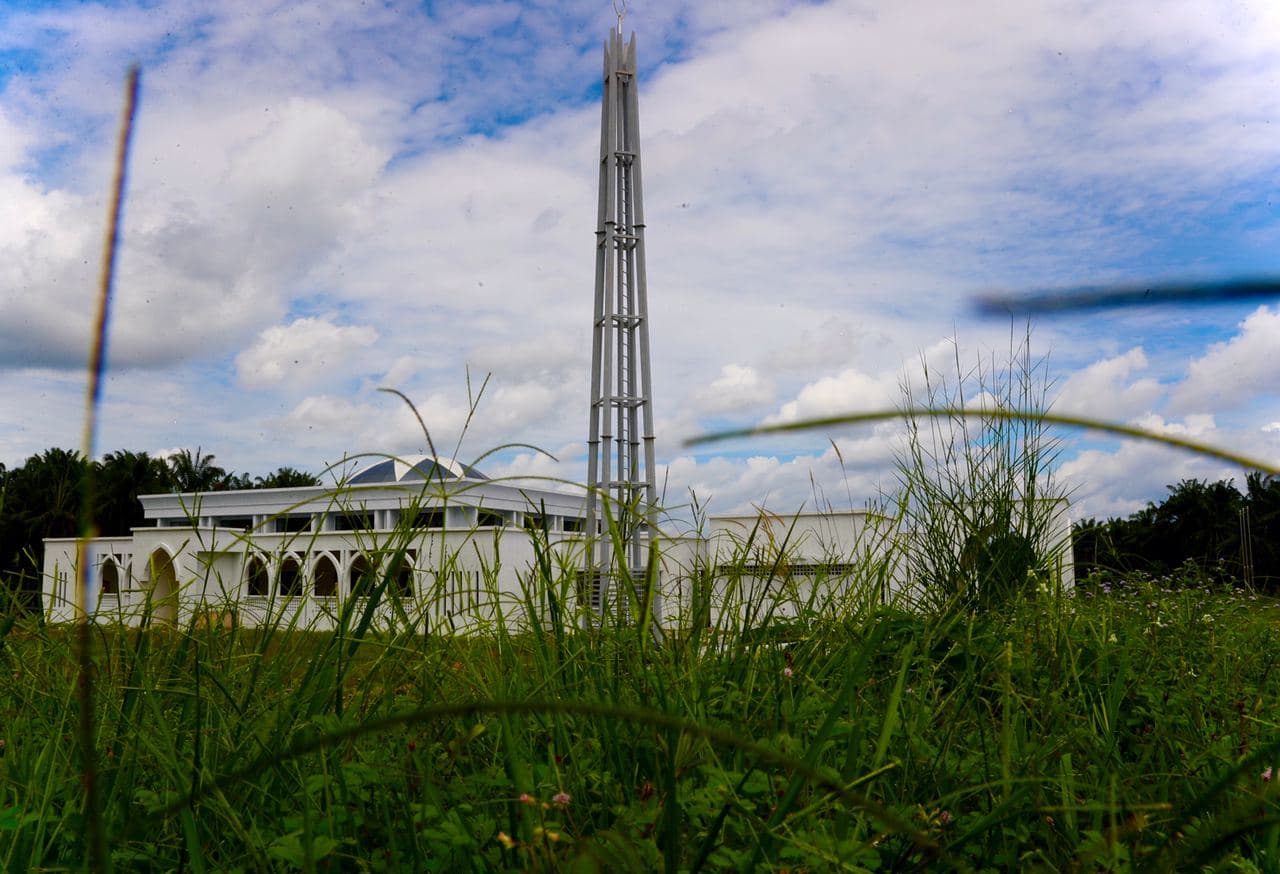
<box><xmin>894</xmin><ymin>330</ymin><xmax>1067</xmax><ymax>611</ymax></box>
<box><xmin>4</xmin><ymin>525</ymin><xmax>1280</xmax><ymax>870</ymax></box>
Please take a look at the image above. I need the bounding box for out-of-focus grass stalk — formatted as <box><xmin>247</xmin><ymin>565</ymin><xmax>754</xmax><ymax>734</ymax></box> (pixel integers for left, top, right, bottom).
<box><xmin>75</xmin><ymin>64</ymin><xmax>140</xmax><ymax>874</ymax></box>
<box><xmin>685</xmin><ymin>407</ymin><xmax>1279</xmax><ymax>476</ymax></box>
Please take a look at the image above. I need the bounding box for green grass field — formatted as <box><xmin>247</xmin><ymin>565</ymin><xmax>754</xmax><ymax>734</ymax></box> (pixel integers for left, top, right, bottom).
<box><xmin>2</xmin><ymin>560</ymin><xmax>1279</xmax><ymax>872</ymax></box>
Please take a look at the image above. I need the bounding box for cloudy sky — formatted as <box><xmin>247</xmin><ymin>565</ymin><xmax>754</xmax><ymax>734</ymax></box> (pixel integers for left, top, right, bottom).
<box><xmin>2</xmin><ymin>0</ymin><xmax>1279</xmax><ymax>521</ymax></box>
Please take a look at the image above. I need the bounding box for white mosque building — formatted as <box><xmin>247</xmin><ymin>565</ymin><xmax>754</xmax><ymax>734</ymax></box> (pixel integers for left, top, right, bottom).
<box><xmin>37</xmin><ymin>449</ymin><xmax>884</xmax><ymax>629</ymax></box>
<box><xmin>41</xmin><ymin>455</ymin><xmax>600</xmax><ymax>630</ymax></box>
<box><xmin>39</xmin><ymin>455</ymin><xmax>1073</xmax><ymax>630</ymax></box>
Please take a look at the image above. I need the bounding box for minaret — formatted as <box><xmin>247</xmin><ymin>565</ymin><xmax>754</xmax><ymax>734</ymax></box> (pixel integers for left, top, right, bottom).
<box><xmin>584</xmin><ymin>26</ymin><xmax>658</xmax><ymax>618</ymax></box>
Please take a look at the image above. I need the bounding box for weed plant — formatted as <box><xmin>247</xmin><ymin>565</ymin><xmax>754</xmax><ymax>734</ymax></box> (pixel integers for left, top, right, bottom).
<box><xmin>895</xmin><ymin>331</ymin><xmax>1068</xmax><ymax>612</ymax></box>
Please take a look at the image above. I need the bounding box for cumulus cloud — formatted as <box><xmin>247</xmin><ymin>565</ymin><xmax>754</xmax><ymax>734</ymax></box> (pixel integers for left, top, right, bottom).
<box><xmin>1056</xmin><ymin>348</ymin><xmax>1164</xmax><ymax>421</ymax></box>
<box><xmin>1130</xmin><ymin>413</ymin><xmax>1218</xmax><ymax>438</ymax></box>
<box><xmin>468</xmin><ymin>333</ymin><xmax>584</xmax><ymax>377</ymax></box>
<box><xmin>0</xmin><ymin>109</ymin><xmax>34</xmax><ymax>171</ymax></box>
<box><xmin>696</xmin><ymin>364</ymin><xmax>774</xmax><ymax>413</ymax></box>
<box><xmin>1058</xmin><ymin>439</ymin><xmax>1238</xmax><ymax>521</ymax></box>
<box><xmin>235</xmin><ymin>317</ymin><xmax>378</xmax><ymax>389</ymax></box>
<box><xmin>0</xmin><ymin>93</ymin><xmax>387</xmax><ymax>371</ymax></box>
<box><xmin>279</xmin><ymin>393</ymin><xmax>456</xmax><ymax>458</ymax></box>
<box><xmin>767</xmin><ymin>367</ymin><xmax>899</xmax><ymax>426</ymax></box>
<box><xmin>483</xmin><ymin>442</ymin><xmax>584</xmax><ymax>493</ymax></box>
<box><xmin>1171</xmin><ymin>306</ymin><xmax>1280</xmax><ymax>413</ymax></box>
<box><xmin>660</xmin><ymin>443</ymin><xmax>893</xmax><ymax>519</ymax></box>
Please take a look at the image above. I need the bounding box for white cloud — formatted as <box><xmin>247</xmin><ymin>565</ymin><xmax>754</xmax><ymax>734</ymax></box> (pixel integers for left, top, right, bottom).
<box><xmin>1056</xmin><ymin>348</ymin><xmax>1164</xmax><ymax>421</ymax></box>
<box><xmin>483</xmin><ymin>442</ymin><xmax>584</xmax><ymax>493</ymax></box>
<box><xmin>0</xmin><ymin>109</ymin><xmax>34</xmax><ymax>172</ymax></box>
<box><xmin>1172</xmin><ymin>306</ymin><xmax>1280</xmax><ymax>413</ymax></box>
<box><xmin>468</xmin><ymin>333</ymin><xmax>584</xmax><ymax>377</ymax></box>
<box><xmin>660</xmin><ymin>442</ymin><xmax>893</xmax><ymax>519</ymax></box>
<box><xmin>486</xmin><ymin>381</ymin><xmax>561</xmax><ymax>431</ymax></box>
<box><xmin>1058</xmin><ymin>439</ymin><xmax>1237</xmax><ymax>521</ymax></box>
<box><xmin>767</xmin><ymin>367</ymin><xmax>898</xmax><ymax>425</ymax></box>
<box><xmin>697</xmin><ymin>364</ymin><xmax>774</xmax><ymax>413</ymax></box>
<box><xmin>235</xmin><ymin>317</ymin><xmax>378</xmax><ymax>389</ymax></box>
<box><xmin>279</xmin><ymin>393</ymin><xmax>446</xmax><ymax>459</ymax></box>
<box><xmin>0</xmin><ymin>93</ymin><xmax>387</xmax><ymax>370</ymax></box>
<box><xmin>1131</xmin><ymin>413</ymin><xmax>1218</xmax><ymax>439</ymax></box>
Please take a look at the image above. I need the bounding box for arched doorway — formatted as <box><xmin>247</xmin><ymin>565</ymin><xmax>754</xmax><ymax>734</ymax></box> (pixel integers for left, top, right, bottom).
<box><xmin>280</xmin><ymin>556</ymin><xmax>302</xmax><ymax>597</ymax></box>
<box><xmin>313</xmin><ymin>554</ymin><xmax>338</xmax><ymax>598</ymax></box>
<box><xmin>147</xmin><ymin>548</ymin><xmax>178</xmax><ymax>623</ymax></box>
<box><xmin>100</xmin><ymin>557</ymin><xmax>120</xmax><ymax>596</ymax></box>
<box><xmin>349</xmin><ymin>554</ymin><xmax>373</xmax><ymax>598</ymax></box>
<box><xmin>387</xmin><ymin>550</ymin><xmax>416</xmax><ymax>599</ymax></box>
<box><xmin>245</xmin><ymin>554</ymin><xmax>270</xmax><ymax>597</ymax></box>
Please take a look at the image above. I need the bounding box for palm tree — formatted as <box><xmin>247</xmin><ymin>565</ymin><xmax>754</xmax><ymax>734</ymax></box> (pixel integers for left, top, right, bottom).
<box><xmin>167</xmin><ymin>448</ymin><xmax>226</xmax><ymax>493</ymax></box>
<box><xmin>255</xmin><ymin>467</ymin><xmax>320</xmax><ymax>489</ymax></box>
<box><xmin>0</xmin><ymin>448</ymin><xmax>88</xmax><ymax>599</ymax></box>
<box><xmin>94</xmin><ymin>450</ymin><xmax>171</xmax><ymax>536</ymax></box>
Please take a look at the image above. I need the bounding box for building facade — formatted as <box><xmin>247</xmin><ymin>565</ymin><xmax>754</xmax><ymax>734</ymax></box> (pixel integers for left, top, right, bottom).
<box><xmin>41</xmin><ymin>455</ymin><xmax>1074</xmax><ymax>630</ymax></box>
<box><xmin>41</xmin><ymin>456</ymin><xmax>600</xmax><ymax>630</ymax></box>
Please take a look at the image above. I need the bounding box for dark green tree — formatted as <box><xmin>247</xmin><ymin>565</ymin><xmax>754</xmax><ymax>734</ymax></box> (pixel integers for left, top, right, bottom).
<box><xmin>1074</xmin><ymin>478</ymin><xmax>1272</xmax><ymax>589</ymax></box>
<box><xmin>1149</xmin><ymin>479</ymin><xmax>1243</xmax><ymax>577</ymax></box>
<box><xmin>94</xmin><ymin>450</ymin><xmax>172</xmax><ymax>536</ymax></box>
<box><xmin>1244</xmin><ymin>473</ymin><xmax>1280</xmax><ymax>588</ymax></box>
<box><xmin>0</xmin><ymin>448</ymin><xmax>89</xmax><ymax>600</ymax></box>
<box><xmin>218</xmin><ymin>471</ymin><xmax>255</xmax><ymax>491</ymax></box>
<box><xmin>167</xmin><ymin>448</ymin><xmax>226</xmax><ymax>493</ymax></box>
<box><xmin>255</xmin><ymin>467</ymin><xmax>320</xmax><ymax>489</ymax></box>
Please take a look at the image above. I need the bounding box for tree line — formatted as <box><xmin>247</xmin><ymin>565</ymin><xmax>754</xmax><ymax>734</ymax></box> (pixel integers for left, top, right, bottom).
<box><xmin>0</xmin><ymin>447</ymin><xmax>318</xmax><ymax>597</ymax></box>
<box><xmin>1073</xmin><ymin>474</ymin><xmax>1280</xmax><ymax>590</ymax></box>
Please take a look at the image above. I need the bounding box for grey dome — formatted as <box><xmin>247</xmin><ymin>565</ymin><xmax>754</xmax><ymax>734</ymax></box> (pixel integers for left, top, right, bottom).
<box><xmin>349</xmin><ymin>455</ymin><xmax>487</xmax><ymax>484</ymax></box>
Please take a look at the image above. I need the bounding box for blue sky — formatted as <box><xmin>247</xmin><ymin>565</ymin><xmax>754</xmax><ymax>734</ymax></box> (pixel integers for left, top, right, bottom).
<box><xmin>1</xmin><ymin>0</ymin><xmax>1278</xmax><ymax>520</ymax></box>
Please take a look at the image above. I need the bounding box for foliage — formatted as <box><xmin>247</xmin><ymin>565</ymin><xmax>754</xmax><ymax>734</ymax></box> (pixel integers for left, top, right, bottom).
<box><xmin>0</xmin><ymin>448</ymin><xmax>88</xmax><ymax>601</ymax></box>
<box><xmin>165</xmin><ymin>447</ymin><xmax>224</xmax><ymax>493</ymax></box>
<box><xmin>255</xmin><ymin>466</ymin><xmax>321</xmax><ymax>489</ymax></box>
<box><xmin>95</xmin><ymin>451</ymin><xmax>172</xmax><ymax>536</ymax></box>
<box><xmin>894</xmin><ymin>331</ymin><xmax>1066</xmax><ymax>610</ymax></box>
<box><xmin>1075</xmin><ymin>474</ymin><xmax>1280</xmax><ymax>590</ymax></box>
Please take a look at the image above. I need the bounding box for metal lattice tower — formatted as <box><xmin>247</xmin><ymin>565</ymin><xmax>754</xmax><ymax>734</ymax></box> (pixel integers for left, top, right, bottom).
<box><xmin>584</xmin><ymin>27</ymin><xmax>658</xmax><ymax>617</ymax></box>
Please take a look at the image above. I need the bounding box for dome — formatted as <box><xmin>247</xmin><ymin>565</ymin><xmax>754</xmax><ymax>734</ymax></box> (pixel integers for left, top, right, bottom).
<box><xmin>348</xmin><ymin>454</ymin><xmax>488</xmax><ymax>484</ymax></box>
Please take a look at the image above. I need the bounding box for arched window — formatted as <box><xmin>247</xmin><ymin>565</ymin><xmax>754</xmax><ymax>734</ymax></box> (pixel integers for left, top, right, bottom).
<box><xmin>349</xmin><ymin>554</ymin><xmax>373</xmax><ymax>598</ymax></box>
<box><xmin>147</xmin><ymin>549</ymin><xmax>178</xmax><ymax>624</ymax></box>
<box><xmin>387</xmin><ymin>551</ymin><xmax>415</xmax><ymax>598</ymax></box>
<box><xmin>246</xmin><ymin>555</ymin><xmax>270</xmax><ymax>597</ymax></box>
<box><xmin>280</xmin><ymin>556</ymin><xmax>302</xmax><ymax>597</ymax></box>
<box><xmin>313</xmin><ymin>554</ymin><xmax>338</xmax><ymax>598</ymax></box>
<box><xmin>101</xmin><ymin>558</ymin><xmax>119</xmax><ymax>595</ymax></box>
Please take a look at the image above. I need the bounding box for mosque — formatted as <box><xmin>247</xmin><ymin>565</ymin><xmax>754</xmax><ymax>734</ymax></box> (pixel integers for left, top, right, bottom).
<box><xmin>43</xmin><ymin>453</ymin><xmax>595</xmax><ymax>629</ymax></box>
<box><xmin>39</xmin><ymin>452</ymin><xmax>912</xmax><ymax>629</ymax></box>
<box><xmin>40</xmin><ymin>29</ymin><xmax>1074</xmax><ymax>630</ymax></box>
